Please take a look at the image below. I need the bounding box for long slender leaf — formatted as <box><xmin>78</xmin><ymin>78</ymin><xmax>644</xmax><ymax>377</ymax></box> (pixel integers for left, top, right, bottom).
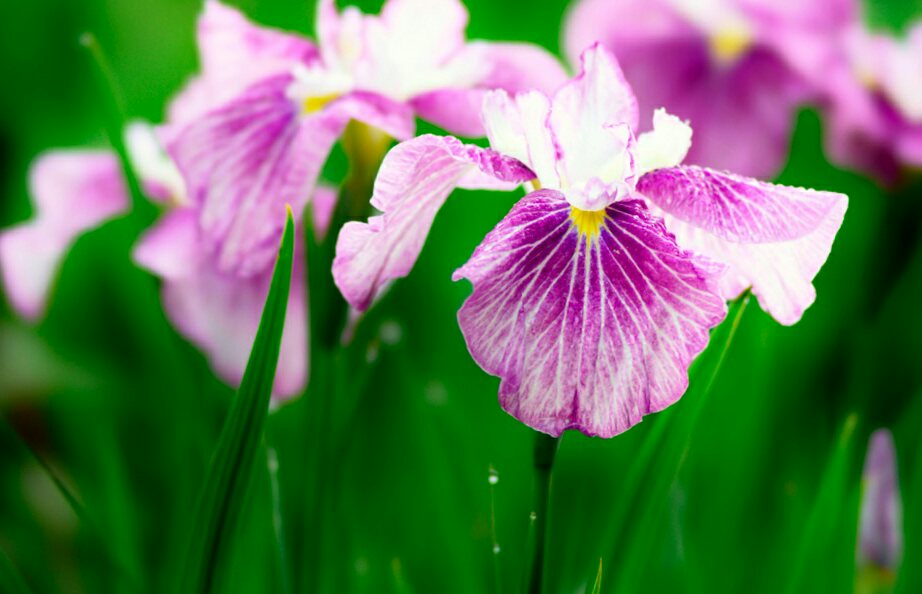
<box><xmin>181</xmin><ymin>208</ymin><xmax>296</xmax><ymax>594</ymax></box>
<box><xmin>0</xmin><ymin>549</ymin><xmax>33</xmax><ymax>594</ymax></box>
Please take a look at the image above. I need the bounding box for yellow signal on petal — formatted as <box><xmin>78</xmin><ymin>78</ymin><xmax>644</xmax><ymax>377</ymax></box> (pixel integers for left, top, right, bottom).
<box><xmin>569</xmin><ymin>207</ymin><xmax>607</xmax><ymax>242</ymax></box>
<box><xmin>304</xmin><ymin>93</ymin><xmax>340</xmax><ymax>114</ymax></box>
<box><xmin>709</xmin><ymin>28</ymin><xmax>752</xmax><ymax>65</ymax></box>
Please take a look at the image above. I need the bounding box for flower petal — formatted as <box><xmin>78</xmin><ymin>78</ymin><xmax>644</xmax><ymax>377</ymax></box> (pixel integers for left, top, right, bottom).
<box><xmin>549</xmin><ymin>43</ymin><xmax>638</xmax><ymax>188</ymax></box>
<box><xmin>453</xmin><ymin>190</ymin><xmax>727</xmax><ymax>438</ymax></box>
<box><xmin>333</xmin><ymin>134</ymin><xmax>534</xmax><ymax>311</ymax></box>
<box><xmin>637</xmin><ymin>166</ymin><xmax>847</xmax><ymax>324</ymax></box>
<box><xmin>482</xmin><ymin>90</ymin><xmax>559</xmax><ymax>188</ymax></box>
<box><xmin>410</xmin><ymin>42</ymin><xmax>568</xmax><ymax>137</ymax></box>
<box><xmin>133</xmin><ymin>208</ymin><xmax>201</xmax><ymax>280</ymax></box>
<box><xmin>0</xmin><ymin>151</ymin><xmax>127</xmax><ymax>319</ymax></box>
<box><xmin>168</xmin><ymin>75</ymin><xmax>319</xmax><ymax>276</ymax></box>
<box><xmin>167</xmin><ymin>0</ymin><xmax>318</xmax><ymax>128</ymax></box>
<box><xmin>160</xmin><ymin>256</ymin><xmax>308</xmax><ymax>399</ymax></box>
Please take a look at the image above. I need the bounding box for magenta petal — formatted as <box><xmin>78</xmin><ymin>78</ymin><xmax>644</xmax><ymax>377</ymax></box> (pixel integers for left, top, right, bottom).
<box><xmin>453</xmin><ymin>190</ymin><xmax>727</xmax><ymax>438</ymax></box>
<box><xmin>637</xmin><ymin>166</ymin><xmax>847</xmax><ymax>324</ymax></box>
<box><xmin>167</xmin><ymin>0</ymin><xmax>318</xmax><ymax>128</ymax></box>
<box><xmin>0</xmin><ymin>151</ymin><xmax>128</xmax><ymax>319</ymax></box>
<box><xmin>333</xmin><ymin>134</ymin><xmax>534</xmax><ymax>311</ymax></box>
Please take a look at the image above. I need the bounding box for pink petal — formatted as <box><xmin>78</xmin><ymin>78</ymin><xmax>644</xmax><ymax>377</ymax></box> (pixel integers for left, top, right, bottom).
<box><xmin>167</xmin><ymin>0</ymin><xmax>318</xmax><ymax>128</ymax></box>
<box><xmin>311</xmin><ymin>184</ymin><xmax>340</xmax><ymax>242</ymax></box>
<box><xmin>168</xmin><ymin>75</ymin><xmax>318</xmax><ymax>277</ymax></box>
<box><xmin>453</xmin><ymin>190</ymin><xmax>727</xmax><ymax>438</ymax></box>
<box><xmin>637</xmin><ymin>166</ymin><xmax>848</xmax><ymax>324</ymax></box>
<box><xmin>333</xmin><ymin>134</ymin><xmax>534</xmax><ymax>311</ymax></box>
<box><xmin>160</xmin><ymin>255</ymin><xmax>308</xmax><ymax>399</ymax></box>
<box><xmin>410</xmin><ymin>42</ymin><xmax>568</xmax><ymax>137</ymax></box>
<box><xmin>168</xmin><ymin>75</ymin><xmax>412</xmax><ymax>278</ymax></box>
<box><xmin>133</xmin><ymin>208</ymin><xmax>201</xmax><ymax>280</ymax></box>
<box><xmin>0</xmin><ymin>151</ymin><xmax>128</xmax><ymax>319</ymax></box>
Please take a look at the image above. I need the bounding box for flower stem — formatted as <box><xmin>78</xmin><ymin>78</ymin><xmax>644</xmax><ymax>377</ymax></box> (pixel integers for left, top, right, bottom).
<box><xmin>528</xmin><ymin>432</ymin><xmax>559</xmax><ymax>594</ymax></box>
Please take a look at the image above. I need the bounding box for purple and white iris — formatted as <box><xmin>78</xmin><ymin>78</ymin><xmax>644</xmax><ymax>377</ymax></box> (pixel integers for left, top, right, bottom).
<box><xmin>563</xmin><ymin>0</ymin><xmax>856</xmax><ymax>179</ymax></box>
<box><xmin>334</xmin><ymin>44</ymin><xmax>848</xmax><ymax>437</ymax></box>
<box><xmin>0</xmin><ymin>0</ymin><xmax>563</xmax><ymax>397</ymax></box>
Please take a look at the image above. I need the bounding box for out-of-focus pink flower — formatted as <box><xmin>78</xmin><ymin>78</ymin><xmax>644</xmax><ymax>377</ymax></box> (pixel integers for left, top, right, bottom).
<box><xmin>334</xmin><ymin>45</ymin><xmax>848</xmax><ymax>437</ymax></box>
<box><xmin>563</xmin><ymin>0</ymin><xmax>857</xmax><ymax>179</ymax></box>
<box><xmin>168</xmin><ymin>0</ymin><xmax>568</xmax><ymax>279</ymax></box>
<box><xmin>821</xmin><ymin>23</ymin><xmax>922</xmax><ymax>182</ymax></box>
<box><xmin>856</xmin><ymin>429</ymin><xmax>902</xmax><ymax>589</ymax></box>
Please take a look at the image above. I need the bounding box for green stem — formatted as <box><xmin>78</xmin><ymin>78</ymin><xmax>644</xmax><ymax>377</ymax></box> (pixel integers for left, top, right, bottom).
<box><xmin>528</xmin><ymin>433</ymin><xmax>560</xmax><ymax>594</ymax></box>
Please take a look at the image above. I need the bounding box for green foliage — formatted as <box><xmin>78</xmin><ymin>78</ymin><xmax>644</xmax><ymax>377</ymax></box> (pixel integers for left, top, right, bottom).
<box><xmin>181</xmin><ymin>209</ymin><xmax>295</xmax><ymax>594</ymax></box>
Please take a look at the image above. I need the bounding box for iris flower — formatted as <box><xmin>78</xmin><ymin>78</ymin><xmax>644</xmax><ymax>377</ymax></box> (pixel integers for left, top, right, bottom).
<box><xmin>563</xmin><ymin>0</ymin><xmax>855</xmax><ymax>179</ymax></box>
<box><xmin>821</xmin><ymin>21</ymin><xmax>922</xmax><ymax>182</ymax></box>
<box><xmin>168</xmin><ymin>0</ymin><xmax>567</xmax><ymax>274</ymax></box>
<box><xmin>857</xmin><ymin>429</ymin><xmax>902</xmax><ymax>584</ymax></box>
<box><xmin>334</xmin><ymin>44</ymin><xmax>847</xmax><ymax>437</ymax></box>
<box><xmin>0</xmin><ymin>0</ymin><xmax>564</xmax><ymax>396</ymax></box>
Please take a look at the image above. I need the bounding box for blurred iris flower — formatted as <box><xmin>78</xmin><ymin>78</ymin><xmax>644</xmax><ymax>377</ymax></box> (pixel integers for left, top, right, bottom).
<box><xmin>334</xmin><ymin>44</ymin><xmax>847</xmax><ymax>437</ymax></box>
<box><xmin>0</xmin><ymin>0</ymin><xmax>565</xmax><ymax>397</ymax></box>
<box><xmin>856</xmin><ymin>429</ymin><xmax>902</xmax><ymax>593</ymax></box>
<box><xmin>821</xmin><ymin>21</ymin><xmax>922</xmax><ymax>182</ymax></box>
<box><xmin>562</xmin><ymin>0</ymin><xmax>857</xmax><ymax>179</ymax></box>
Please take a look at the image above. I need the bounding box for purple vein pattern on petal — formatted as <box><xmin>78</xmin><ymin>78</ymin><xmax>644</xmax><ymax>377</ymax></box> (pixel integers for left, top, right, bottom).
<box><xmin>133</xmin><ymin>207</ymin><xmax>307</xmax><ymax>398</ymax></box>
<box><xmin>637</xmin><ymin>166</ymin><xmax>847</xmax><ymax>324</ymax></box>
<box><xmin>166</xmin><ymin>0</ymin><xmax>318</xmax><ymax>129</ymax></box>
<box><xmin>169</xmin><ymin>75</ymin><xmax>320</xmax><ymax>276</ymax></box>
<box><xmin>0</xmin><ymin>151</ymin><xmax>128</xmax><ymax>320</ymax></box>
<box><xmin>453</xmin><ymin>190</ymin><xmax>727</xmax><ymax>438</ymax></box>
<box><xmin>333</xmin><ymin>134</ymin><xmax>534</xmax><ymax>311</ymax></box>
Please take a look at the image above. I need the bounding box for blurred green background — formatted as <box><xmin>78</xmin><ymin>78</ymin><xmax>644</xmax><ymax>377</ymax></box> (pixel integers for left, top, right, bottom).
<box><xmin>2</xmin><ymin>1</ymin><xmax>922</xmax><ymax>593</ymax></box>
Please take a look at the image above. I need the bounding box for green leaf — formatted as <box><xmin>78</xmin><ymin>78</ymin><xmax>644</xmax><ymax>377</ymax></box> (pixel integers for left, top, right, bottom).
<box><xmin>80</xmin><ymin>33</ymin><xmax>155</xmax><ymax>221</ymax></box>
<box><xmin>181</xmin><ymin>208</ymin><xmax>296</xmax><ymax>594</ymax></box>
<box><xmin>590</xmin><ymin>559</ymin><xmax>602</xmax><ymax>594</ymax></box>
<box><xmin>604</xmin><ymin>294</ymin><xmax>751</xmax><ymax>593</ymax></box>
<box><xmin>0</xmin><ymin>549</ymin><xmax>33</xmax><ymax>594</ymax></box>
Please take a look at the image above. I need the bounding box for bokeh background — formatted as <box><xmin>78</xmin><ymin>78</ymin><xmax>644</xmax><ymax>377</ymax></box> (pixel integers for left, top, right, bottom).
<box><xmin>2</xmin><ymin>1</ymin><xmax>922</xmax><ymax>593</ymax></box>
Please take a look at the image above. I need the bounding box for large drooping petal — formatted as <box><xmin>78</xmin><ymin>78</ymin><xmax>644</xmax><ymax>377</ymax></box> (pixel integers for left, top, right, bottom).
<box><xmin>453</xmin><ymin>190</ymin><xmax>727</xmax><ymax>438</ymax></box>
<box><xmin>133</xmin><ymin>210</ymin><xmax>307</xmax><ymax>398</ymax></box>
<box><xmin>166</xmin><ymin>0</ymin><xmax>318</xmax><ymax>129</ymax></box>
<box><xmin>333</xmin><ymin>134</ymin><xmax>534</xmax><ymax>311</ymax></box>
<box><xmin>0</xmin><ymin>151</ymin><xmax>128</xmax><ymax>319</ymax></box>
<box><xmin>637</xmin><ymin>166</ymin><xmax>847</xmax><ymax>324</ymax></box>
<box><xmin>169</xmin><ymin>74</ymin><xmax>414</xmax><ymax>277</ymax></box>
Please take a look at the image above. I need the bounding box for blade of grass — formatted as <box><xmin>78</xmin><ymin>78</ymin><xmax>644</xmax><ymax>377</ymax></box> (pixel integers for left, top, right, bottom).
<box><xmin>268</xmin><ymin>445</ymin><xmax>292</xmax><ymax>594</ymax></box>
<box><xmin>590</xmin><ymin>559</ymin><xmax>603</xmax><ymax>594</ymax></box>
<box><xmin>783</xmin><ymin>413</ymin><xmax>861</xmax><ymax>594</ymax></box>
<box><xmin>181</xmin><ymin>207</ymin><xmax>296</xmax><ymax>594</ymax></box>
<box><xmin>79</xmin><ymin>33</ymin><xmax>154</xmax><ymax>220</ymax></box>
<box><xmin>0</xmin><ymin>549</ymin><xmax>33</xmax><ymax>594</ymax></box>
